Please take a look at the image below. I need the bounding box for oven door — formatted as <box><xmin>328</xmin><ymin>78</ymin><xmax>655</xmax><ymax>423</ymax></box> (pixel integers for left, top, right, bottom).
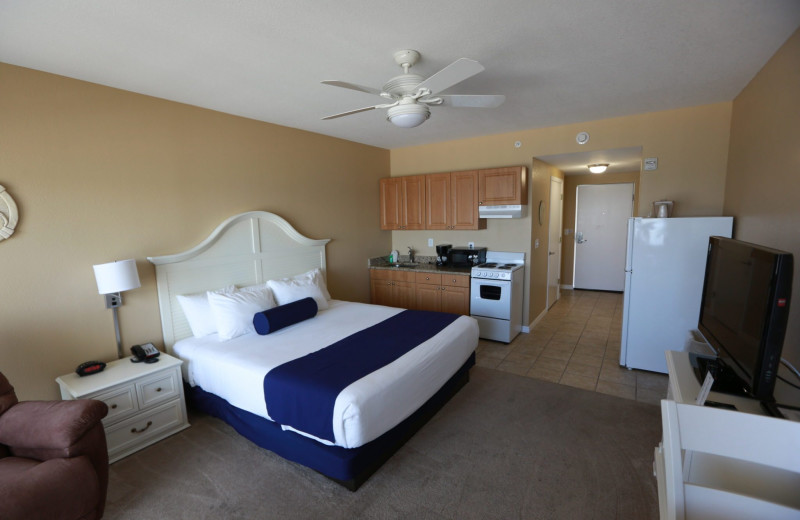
<box><xmin>470</xmin><ymin>277</ymin><xmax>512</xmax><ymax>320</ymax></box>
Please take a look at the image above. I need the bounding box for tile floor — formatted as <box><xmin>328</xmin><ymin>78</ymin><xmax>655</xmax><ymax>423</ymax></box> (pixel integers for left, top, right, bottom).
<box><xmin>476</xmin><ymin>289</ymin><xmax>669</xmax><ymax>405</ymax></box>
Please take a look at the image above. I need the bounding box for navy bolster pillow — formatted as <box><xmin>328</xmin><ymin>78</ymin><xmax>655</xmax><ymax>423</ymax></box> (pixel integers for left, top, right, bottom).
<box><xmin>253</xmin><ymin>297</ymin><xmax>318</xmax><ymax>335</ymax></box>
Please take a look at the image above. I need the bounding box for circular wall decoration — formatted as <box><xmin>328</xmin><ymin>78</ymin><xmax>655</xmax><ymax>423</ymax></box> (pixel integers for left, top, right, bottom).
<box><xmin>576</xmin><ymin>131</ymin><xmax>590</xmax><ymax>145</ymax></box>
<box><xmin>0</xmin><ymin>185</ymin><xmax>19</xmax><ymax>242</ymax></box>
<box><xmin>538</xmin><ymin>200</ymin><xmax>545</xmax><ymax>226</ymax></box>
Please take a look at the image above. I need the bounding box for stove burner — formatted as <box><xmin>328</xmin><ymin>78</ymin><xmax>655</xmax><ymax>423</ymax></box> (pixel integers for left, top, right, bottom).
<box><xmin>479</xmin><ymin>263</ymin><xmax>498</xmax><ymax>268</ymax></box>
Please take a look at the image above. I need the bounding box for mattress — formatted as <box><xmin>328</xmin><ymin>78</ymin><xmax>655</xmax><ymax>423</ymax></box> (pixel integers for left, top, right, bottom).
<box><xmin>173</xmin><ymin>300</ymin><xmax>478</xmax><ymax>448</ymax></box>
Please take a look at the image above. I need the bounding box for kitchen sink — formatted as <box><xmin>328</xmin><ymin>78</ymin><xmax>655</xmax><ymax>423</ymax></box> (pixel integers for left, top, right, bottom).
<box><xmin>390</xmin><ymin>262</ymin><xmax>420</xmax><ymax>268</ymax></box>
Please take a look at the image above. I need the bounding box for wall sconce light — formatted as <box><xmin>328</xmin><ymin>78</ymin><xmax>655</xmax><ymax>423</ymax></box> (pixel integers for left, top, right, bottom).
<box><xmin>588</xmin><ymin>163</ymin><xmax>609</xmax><ymax>174</ymax></box>
<box><xmin>93</xmin><ymin>259</ymin><xmax>141</xmax><ymax>359</ymax></box>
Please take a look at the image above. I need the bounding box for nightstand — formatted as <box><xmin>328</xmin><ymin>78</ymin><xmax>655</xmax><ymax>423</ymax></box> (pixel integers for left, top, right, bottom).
<box><xmin>56</xmin><ymin>352</ymin><xmax>189</xmax><ymax>463</ymax></box>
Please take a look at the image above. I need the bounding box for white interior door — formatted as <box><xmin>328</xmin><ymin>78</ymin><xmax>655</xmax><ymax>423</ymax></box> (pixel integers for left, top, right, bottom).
<box><xmin>573</xmin><ymin>183</ymin><xmax>634</xmax><ymax>291</ymax></box>
<box><xmin>547</xmin><ymin>177</ymin><xmax>563</xmax><ymax>308</ymax></box>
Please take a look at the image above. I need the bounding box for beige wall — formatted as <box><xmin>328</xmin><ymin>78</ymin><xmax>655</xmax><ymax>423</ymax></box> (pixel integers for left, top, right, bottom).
<box><xmin>0</xmin><ymin>63</ymin><xmax>390</xmax><ymax>400</ymax></box>
<box><xmin>390</xmin><ymin>103</ymin><xmax>732</xmax><ymax>329</ymax></box>
<box><xmin>560</xmin><ymin>171</ymin><xmax>641</xmax><ymax>287</ymax></box>
<box><xmin>724</xmin><ymin>28</ymin><xmax>800</xmax><ymax>365</ymax></box>
<box><xmin>529</xmin><ymin>160</ymin><xmax>564</xmax><ymax>322</ymax></box>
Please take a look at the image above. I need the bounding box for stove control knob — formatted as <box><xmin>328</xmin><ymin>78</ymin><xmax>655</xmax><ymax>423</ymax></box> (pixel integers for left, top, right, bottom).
<box><xmin>492</xmin><ymin>272</ymin><xmax>499</xmax><ymax>278</ymax></box>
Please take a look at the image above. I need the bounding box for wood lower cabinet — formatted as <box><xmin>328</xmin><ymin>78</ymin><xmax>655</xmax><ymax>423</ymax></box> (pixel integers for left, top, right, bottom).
<box><xmin>371</xmin><ymin>269</ymin><xmax>470</xmax><ymax>315</ymax></box>
<box><xmin>426</xmin><ymin>171</ymin><xmax>484</xmax><ymax>230</ymax></box>
<box><xmin>370</xmin><ymin>269</ymin><xmax>416</xmax><ymax>308</ymax></box>
<box><xmin>380</xmin><ymin>176</ymin><xmax>426</xmax><ymax>230</ymax></box>
<box><xmin>414</xmin><ymin>272</ymin><xmax>470</xmax><ymax>315</ymax></box>
<box><xmin>478</xmin><ymin>166</ymin><xmax>528</xmax><ymax>206</ymax></box>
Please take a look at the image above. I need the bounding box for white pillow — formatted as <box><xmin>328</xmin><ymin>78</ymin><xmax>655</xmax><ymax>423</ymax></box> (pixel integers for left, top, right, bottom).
<box><xmin>207</xmin><ymin>284</ymin><xmax>276</xmax><ymax>341</ymax></box>
<box><xmin>268</xmin><ymin>270</ymin><xmax>329</xmax><ymax>310</ymax></box>
<box><xmin>295</xmin><ymin>268</ymin><xmax>332</xmax><ymax>301</ymax></box>
<box><xmin>176</xmin><ymin>285</ymin><xmax>234</xmax><ymax>337</ymax></box>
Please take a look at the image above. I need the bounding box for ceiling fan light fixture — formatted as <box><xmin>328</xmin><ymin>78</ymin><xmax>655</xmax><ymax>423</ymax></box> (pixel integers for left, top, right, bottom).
<box><xmin>387</xmin><ymin>103</ymin><xmax>430</xmax><ymax>128</ymax></box>
<box><xmin>588</xmin><ymin>163</ymin><xmax>609</xmax><ymax>174</ymax></box>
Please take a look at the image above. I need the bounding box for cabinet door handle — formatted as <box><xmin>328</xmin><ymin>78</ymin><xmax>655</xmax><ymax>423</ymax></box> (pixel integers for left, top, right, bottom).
<box><xmin>111</xmin><ymin>404</ymin><xmax>118</xmax><ymax>409</ymax></box>
<box><xmin>156</xmin><ymin>387</ymin><xmax>162</xmax><ymax>392</ymax></box>
<box><xmin>131</xmin><ymin>421</ymin><xmax>153</xmax><ymax>434</ymax></box>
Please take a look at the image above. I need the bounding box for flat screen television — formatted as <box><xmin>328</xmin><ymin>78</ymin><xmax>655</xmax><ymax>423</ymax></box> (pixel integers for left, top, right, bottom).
<box><xmin>697</xmin><ymin>236</ymin><xmax>793</xmax><ymax>402</ymax></box>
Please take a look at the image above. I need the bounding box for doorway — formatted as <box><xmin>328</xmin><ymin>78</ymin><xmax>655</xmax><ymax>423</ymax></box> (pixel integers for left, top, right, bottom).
<box><xmin>547</xmin><ymin>177</ymin><xmax>563</xmax><ymax>308</ymax></box>
<box><xmin>573</xmin><ymin>183</ymin><xmax>634</xmax><ymax>291</ymax></box>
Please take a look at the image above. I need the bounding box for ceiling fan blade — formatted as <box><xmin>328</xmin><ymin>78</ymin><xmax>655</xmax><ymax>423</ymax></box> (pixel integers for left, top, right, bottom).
<box><xmin>321</xmin><ymin>105</ymin><xmax>379</xmax><ymax>120</ymax></box>
<box><xmin>414</xmin><ymin>58</ymin><xmax>485</xmax><ymax>95</ymax></box>
<box><xmin>322</xmin><ymin>80</ymin><xmax>383</xmax><ymax>97</ymax></box>
<box><xmin>431</xmin><ymin>94</ymin><xmax>506</xmax><ymax>108</ymax></box>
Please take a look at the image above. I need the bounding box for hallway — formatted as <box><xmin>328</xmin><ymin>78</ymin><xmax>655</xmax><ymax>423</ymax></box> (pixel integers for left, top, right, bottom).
<box><xmin>476</xmin><ymin>289</ymin><xmax>669</xmax><ymax>404</ymax></box>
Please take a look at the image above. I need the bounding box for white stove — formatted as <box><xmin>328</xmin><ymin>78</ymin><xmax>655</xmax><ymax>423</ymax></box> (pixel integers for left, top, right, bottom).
<box><xmin>470</xmin><ymin>251</ymin><xmax>525</xmax><ymax>343</ymax></box>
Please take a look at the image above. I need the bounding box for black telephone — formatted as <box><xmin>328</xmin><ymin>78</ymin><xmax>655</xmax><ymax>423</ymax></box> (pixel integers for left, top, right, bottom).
<box><xmin>131</xmin><ymin>343</ymin><xmax>160</xmax><ymax>363</ymax></box>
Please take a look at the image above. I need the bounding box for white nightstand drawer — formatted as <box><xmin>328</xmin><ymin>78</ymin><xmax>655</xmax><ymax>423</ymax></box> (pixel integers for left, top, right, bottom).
<box><xmin>96</xmin><ymin>385</ymin><xmax>138</xmax><ymax>424</ymax></box>
<box><xmin>106</xmin><ymin>399</ymin><xmax>184</xmax><ymax>460</ymax></box>
<box><xmin>136</xmin><ymin>369</ymin><xmax>179</xmax><ymax>408</ymax></box>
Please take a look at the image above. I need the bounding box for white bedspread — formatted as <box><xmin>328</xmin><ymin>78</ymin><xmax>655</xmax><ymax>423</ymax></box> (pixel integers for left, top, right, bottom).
<box><xmin>173</xmin><ymin>300</ymin><xmax>478</xmax><ymax>448</ymax></box>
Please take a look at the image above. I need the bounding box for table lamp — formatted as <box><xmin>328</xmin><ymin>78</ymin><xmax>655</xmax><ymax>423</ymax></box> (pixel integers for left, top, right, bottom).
<box><xmin>93</xmin><ymin>259</ymin><xmax>141</xmax><ymax>359</ymax></box>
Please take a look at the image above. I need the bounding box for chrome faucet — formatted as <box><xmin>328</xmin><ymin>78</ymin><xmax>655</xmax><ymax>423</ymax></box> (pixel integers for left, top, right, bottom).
<box><xmin>408</xmin><ymin>246</ymin><xmax>415</xmax><ymax>263</ymax></box>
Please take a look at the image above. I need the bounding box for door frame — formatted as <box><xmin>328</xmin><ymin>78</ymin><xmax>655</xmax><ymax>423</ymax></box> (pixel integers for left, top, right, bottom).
<box><xmin>547</xmin><ymin>176</ymin><xmax>563</xmax><ymax>309</ymax></box>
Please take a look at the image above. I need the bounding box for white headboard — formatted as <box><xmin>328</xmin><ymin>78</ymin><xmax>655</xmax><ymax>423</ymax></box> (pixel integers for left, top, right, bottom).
<box><xmin>147</xmin><ymin>211</ymin><xmax>330</xmax><ymax>351</ymax></box>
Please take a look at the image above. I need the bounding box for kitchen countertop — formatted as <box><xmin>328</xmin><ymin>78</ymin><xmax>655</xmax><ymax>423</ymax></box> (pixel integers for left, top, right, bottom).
<box><xmin>368</xmin><ymin>256</ymin><xmax>472</xmax><ymax>276</ymax></box>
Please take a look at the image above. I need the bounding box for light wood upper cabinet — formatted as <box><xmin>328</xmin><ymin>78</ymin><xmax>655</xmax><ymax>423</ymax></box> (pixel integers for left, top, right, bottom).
<box><xmin>380</xmin><ymin>176</ymin><xmax>426</xmax><ymax>230</ymax></box>
<box><xmin>425</xmin><ymin>170</ymin><xmax>484</xmax><ymax>230</ymax></box>
<box><xmin>478</xmin><ymin>166</ymin><xmax>528</xmax><ymax>206</ymax></box>
<box><xmin>425</xmin><ymin>173</ymin><xmax>450</xmax><ymax>230</ymax></box>
<box><xmin>382</xmin><ymin>165</ymin><xmax>526</xmax><ymax>230</ymax></box>
<box><xmin>450</xmin><ymin>170</ymin><xmax>483</xmax><ymax>230</ymax></box>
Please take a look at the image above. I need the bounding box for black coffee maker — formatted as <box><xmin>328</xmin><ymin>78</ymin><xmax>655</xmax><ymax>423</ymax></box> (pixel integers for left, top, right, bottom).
<box><xmin>436</xmin><ymin>244</ymin><xmax>452</xmax><ymax>266</ymax></box>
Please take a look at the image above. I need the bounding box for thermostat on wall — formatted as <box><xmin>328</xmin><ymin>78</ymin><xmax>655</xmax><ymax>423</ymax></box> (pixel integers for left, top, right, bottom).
<box><xmin>644</xmin><ymin>157</ymin><xmax>658</xmax><ymax>171</ymax></box>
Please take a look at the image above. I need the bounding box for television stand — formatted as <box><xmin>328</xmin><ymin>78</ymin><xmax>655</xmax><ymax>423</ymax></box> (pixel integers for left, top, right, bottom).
<box><xmin>690</xmin><ymin>354</ymin><xmax>752</xmax><ymax>399</ymax></box>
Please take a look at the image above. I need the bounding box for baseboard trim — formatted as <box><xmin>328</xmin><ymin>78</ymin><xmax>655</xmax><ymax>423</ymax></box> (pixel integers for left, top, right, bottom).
<box><xmin>528</xmin><ymin>308</ymin><xmax>547</xmax><ymax>330</ymax></box>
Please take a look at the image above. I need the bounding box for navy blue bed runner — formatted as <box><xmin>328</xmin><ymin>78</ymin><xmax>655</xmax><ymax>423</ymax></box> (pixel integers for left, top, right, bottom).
<box><xmin>263</xmin><ymin>309</ymin><xmax>460</xmax><ymax>444</ymax></box>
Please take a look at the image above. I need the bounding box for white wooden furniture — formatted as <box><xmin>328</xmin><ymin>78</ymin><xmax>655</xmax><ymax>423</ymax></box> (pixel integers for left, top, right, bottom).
<box><xmin>656</xmin><ymin>350</ymin><xmax>800</xmax><ymax>519</ymax></box>
<box><xmin>56</xmin><ymin>353</ymin><xmax>189</xmax><ymax>463</ymax></box>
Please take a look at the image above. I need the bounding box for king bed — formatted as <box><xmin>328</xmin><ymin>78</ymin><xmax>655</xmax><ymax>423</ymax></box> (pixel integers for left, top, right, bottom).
<box><xmin>147</xmin><ymin>211</ymin><xmax>479</xmax><ymax>490</ymax></box>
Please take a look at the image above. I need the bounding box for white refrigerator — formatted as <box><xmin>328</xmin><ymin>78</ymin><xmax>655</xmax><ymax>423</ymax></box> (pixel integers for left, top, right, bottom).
<box><xmin>620</xmin><ymin>217</ymin><xmax>733</xmax><ymax>373</ymax></box>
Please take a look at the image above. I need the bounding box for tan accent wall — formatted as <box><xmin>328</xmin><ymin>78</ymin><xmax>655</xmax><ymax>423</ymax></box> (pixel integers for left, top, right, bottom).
<box><xmin>724</xmin><ymin>28</ymin><xmax>800</xmax><ymax>364</ymax></box>
<box><xmin>561</xmin><ymin>172</ymin><xmax>641</xmax><ymax>287</ymax></box>
<box><xmin>390</xmin><ymin>103</ymin><xmax>731</xmax><ymax>330</ymax></box>
<box><xmin>0</xmin><ymin>63</ymin><xmax>390</xmax><ymax>400</ymax></box>
<box><xmin>529</xmin><ymin>160</ymin><xmax>564</xmax><ymax>323</ymax></box>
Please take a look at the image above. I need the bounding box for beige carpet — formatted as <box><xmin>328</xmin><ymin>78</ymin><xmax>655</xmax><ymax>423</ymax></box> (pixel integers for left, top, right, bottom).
<box><xmin>105</xmin><ymin>367</ymin><xmax>662</xmax><ymax>519</ymax></box>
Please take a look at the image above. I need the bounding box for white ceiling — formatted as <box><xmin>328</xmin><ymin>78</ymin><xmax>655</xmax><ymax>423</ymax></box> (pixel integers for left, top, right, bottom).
<box><xmin>1</xmin><ymin>1</ymin><xmax>799</xmax><ymax>150</ymax></box>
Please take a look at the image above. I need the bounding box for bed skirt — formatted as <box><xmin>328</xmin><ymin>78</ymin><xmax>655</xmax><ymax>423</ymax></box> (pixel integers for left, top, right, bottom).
<box><xmin>185</xmin><ymin>351</ymin><xmax>475</xmax><ymax>491</ymax></box>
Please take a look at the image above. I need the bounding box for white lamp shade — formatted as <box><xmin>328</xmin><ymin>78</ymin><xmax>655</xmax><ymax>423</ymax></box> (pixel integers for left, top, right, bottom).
<box><xmin>588</xmin><ymin>163</ymin><xmax>609</xmax><ymax>174</ymax></box>
<box><xmin>93</xmin><ymin>259</ymin><xmax>141</xmax><ymax>294</ymax></box>
<box><xmin>387</xmin><ymin>103</ymin><xmax>430</xmax><ymax>128</ymax></box>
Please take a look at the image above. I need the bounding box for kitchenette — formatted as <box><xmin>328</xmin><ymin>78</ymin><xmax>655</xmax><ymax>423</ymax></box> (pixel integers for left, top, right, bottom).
<box><xmin>369</xmin><ymin>245</ymin><xmax>525</xmax><ymax>343</ymax></box>
<box><xmin>372</xmin><ymin>164</ymin><xmax>530</xmax><ymax>343</ymax></box>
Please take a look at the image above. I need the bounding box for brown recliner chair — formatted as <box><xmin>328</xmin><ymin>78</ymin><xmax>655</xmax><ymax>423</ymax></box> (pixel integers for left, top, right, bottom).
<box><xmin>0</xmin><ymin>372</ymin><xmax>109</xmax><ymax>520</ymax></box>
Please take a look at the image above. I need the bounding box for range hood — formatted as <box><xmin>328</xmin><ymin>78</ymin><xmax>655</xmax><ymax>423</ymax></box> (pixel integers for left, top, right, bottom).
<box><xmin>479</xmin><ymin>204</ymin><xmax>526</xmax><ymax>219</ymax></box>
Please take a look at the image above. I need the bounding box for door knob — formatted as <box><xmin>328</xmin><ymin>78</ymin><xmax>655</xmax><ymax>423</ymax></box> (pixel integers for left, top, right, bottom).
<box><xmin>549</xmin><ymin>251</ymin><xmax>556</xmax><ymax>256</ymax></box>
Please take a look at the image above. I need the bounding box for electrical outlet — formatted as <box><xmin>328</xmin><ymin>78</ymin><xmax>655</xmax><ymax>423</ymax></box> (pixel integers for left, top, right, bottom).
<box><xmin>534</xmin><ymin>239</ymin><xmax>540</xmax><ymax>249</ymax></box>
<box><xmin>468</xmin><ymin>241</ymin><xmax>475</xmax><ymax>249</ymax></box>
<box><xmin>428</xmin><ymin>238</ymin><xmax>433</xmax><ymax>247</ymax></box>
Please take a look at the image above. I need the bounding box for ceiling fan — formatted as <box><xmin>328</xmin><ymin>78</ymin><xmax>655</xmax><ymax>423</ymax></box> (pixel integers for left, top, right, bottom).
<box><xmin>321</xmin><ymin>50</ymin><xmax>505</xmax><ymax>128</ymax></box>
